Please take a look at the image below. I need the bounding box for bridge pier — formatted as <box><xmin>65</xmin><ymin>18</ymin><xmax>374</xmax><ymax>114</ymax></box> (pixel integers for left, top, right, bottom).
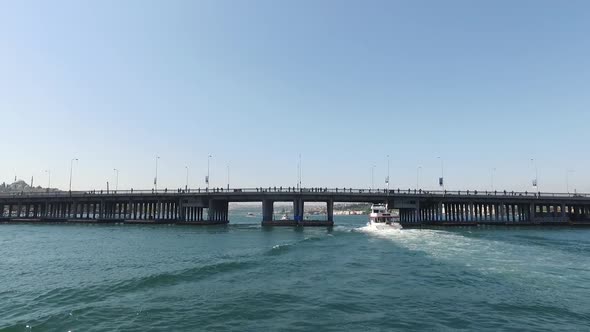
<box><xmin>294</xmin><ymin>198</ymin><xmax>304</xmax><ymax>222</ymax></box>
<box><xmin>207</xmin><ymin>199</ymin><xmax>229</xmax><ymax>224</ymax></box>
<box><xmin>262</xmin><ymin>199</ymin><xmax>273</xmax><ymax>222</ymax></box>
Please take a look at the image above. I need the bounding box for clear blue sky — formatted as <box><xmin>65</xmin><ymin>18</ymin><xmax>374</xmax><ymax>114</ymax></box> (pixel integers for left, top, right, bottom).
<box><xmin>1</xmin><ymin>0</ymin><xmax>589</xmax><ymax>192</ymax></box>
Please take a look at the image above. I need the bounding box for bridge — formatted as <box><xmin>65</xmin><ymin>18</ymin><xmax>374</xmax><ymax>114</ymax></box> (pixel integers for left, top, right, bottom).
<box><xmin>1</xmin><ymin>188</ymin><xmax>590</xmax><ymax>227</ymax></box>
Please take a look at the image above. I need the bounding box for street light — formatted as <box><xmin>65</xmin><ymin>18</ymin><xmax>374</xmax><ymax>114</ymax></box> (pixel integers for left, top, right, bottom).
<box><xmin>44</xmin><ymin>169</ymin><xmax>51</xmax><ymax>189</ymax></box>
<box><xmin>113</xmin><ymin>168</ymin><xmax>119</xmax><ymax>191</ymax></box>
<box><xmin>227</xmin><ymin>163</ymin><xmax>230</xmax><ymax>190</ymax></box>
<box><xmin>296</xmin><ymin>153</ymin><xmax>302</xmax><ymax>191</ymax></box>
<box><xmin>491</xmin><ymin>168</ymin><xmax>496</xmax><ymax>191</ymax></box>
<box><xmin>371</xmin><ymin>164</ymin><xmax>376</xmax><ymax>190</ymax></box>
<box><xmin>69</xmin><ymin>158</ymin><xmax>78</xmax><ymax>192</ymax></box>
<box><xmin>386</xmin><ymin>155</ymin><xmax>390</xmax><ymax>192</ymax></box>
<box><xmin>416</xmin><ymin>166</ymin><xmax>422</xmax><ymax>189</ymax></box>
<box><xmin>185</xmin><ymin>166</ymin><xmax>189</xmax><ymax>191</ymax></box>
<box><xmin>566</xmin><ymin>169</ymin><xmax>575</xmax><ymax>194</ymax></box>
<box><xmin>154</xmin><ymin>156</ymin><xmax>160</xmax><ymax>191</ymax></box>
<box><xmin>530</xmin><ymin>158</ymin><xmax>539</xmax><ymax>192</ymax></box>
<box><xmin>437</xmin><ymin>156</ymin><xmax>444</xmax><ymax>190</ymax></box>
<box><xmin>206</xmin><ymin>155</ymin><xmax>212</xmax><ymax>191</ymax></box>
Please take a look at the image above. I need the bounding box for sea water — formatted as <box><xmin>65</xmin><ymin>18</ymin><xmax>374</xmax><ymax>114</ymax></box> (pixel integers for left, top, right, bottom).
<box><xmin>0</xmin><ymin>214</ymin><xmax>589</xmax><ymax>331</ymax></box>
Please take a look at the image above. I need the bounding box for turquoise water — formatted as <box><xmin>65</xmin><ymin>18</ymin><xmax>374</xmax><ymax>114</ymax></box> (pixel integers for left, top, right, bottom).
<box><xmin>1</xmin><ymin>215</ymin><xmax>590</xmax><ymax>331</ymax></box>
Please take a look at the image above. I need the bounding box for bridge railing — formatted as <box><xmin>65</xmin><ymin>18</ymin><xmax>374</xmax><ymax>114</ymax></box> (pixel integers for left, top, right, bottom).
<box><xmin>0</xmin><ymin>187</ymin><xmax>589</xmax><ymax>199</ymax></box>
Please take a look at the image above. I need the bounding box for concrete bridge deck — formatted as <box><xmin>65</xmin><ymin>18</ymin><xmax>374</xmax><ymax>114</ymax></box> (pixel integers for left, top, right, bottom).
<box><xmin>1</xmin><ymin>188</ymin><xmax>590</xmax><ymax>227</ymax></box>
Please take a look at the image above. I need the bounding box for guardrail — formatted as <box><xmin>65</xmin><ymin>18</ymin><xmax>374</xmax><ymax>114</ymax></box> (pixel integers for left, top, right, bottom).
<box><xmin>0</xmin><ymin>188</ymin><xmax>589</xmax><ymax>199</ymax></box>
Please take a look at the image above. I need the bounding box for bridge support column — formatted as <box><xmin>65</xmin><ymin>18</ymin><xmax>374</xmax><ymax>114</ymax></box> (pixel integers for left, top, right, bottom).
<box><xmin>208</xmin><ymin>199</ymin><xmax>229</xmax><ymax>223</ymax></box>
<box><xmin>481</xmin><ymin>203</ymin><xmax>486</xmax><ymax>221</ymax></box>
<box><xmin>100</xmin><ymin>200</ymin><xmax>106</xmax><ymax>219</ymax></box>
<box><xmin>178</xmin><ymin>200</ymin><xmax>185</xmax><ymax>221</ymax></box>
<box><xmin>462</xmin><ymin>203</ymin><xmax>467</xmax><ymax>222</ymax></box>
<box><xmin>293</xmin><ymin>199</ymin><xmax>304</xmax><ymax>222</ymax></box>
<box><xmin>262</xmin><ymin>199</ymin><xmax>274</xmax><ymax>222</ymax></box>
<box><xmin>327</xmin><ymin>200</ymin><xmax>334</xmax><ymax>223</ymax></box>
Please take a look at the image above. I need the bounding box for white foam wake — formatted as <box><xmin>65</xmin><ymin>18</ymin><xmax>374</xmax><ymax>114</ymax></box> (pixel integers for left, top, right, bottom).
<box><xmin>355</xmin><ymin>224</ymin><xmax>589</xmax><ymax>287</ymax></box>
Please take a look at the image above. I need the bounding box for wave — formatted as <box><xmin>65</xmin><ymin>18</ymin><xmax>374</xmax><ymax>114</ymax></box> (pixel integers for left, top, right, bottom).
<box><xmin>354</xmin><ymin>224</ymin><xmax>590</xmax><ymax>286</ymax></box>
<box><xmin>29</xmin><ymin>259</ymin><xmax>257</xmax><ymax>311</ymax></box>
<box><xmin>265</xmin><ymin>235</ymin><xmax>327</xmax><ymax>257</ymax></box>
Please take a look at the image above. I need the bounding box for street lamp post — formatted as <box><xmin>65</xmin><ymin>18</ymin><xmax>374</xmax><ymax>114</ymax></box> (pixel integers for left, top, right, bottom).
<box><xmin>113</xmin><ymin>168</ymin><xmax>119</xmax><ymax>191</ymax></box>
<box><xmin>185</xmin><ymin>166</ymin><xmax>189</xmax><ymax>191</ymax></box>
<box><xmin>227</xmin><ymin>164</ymin><xmax>230</xmax><ymax>190</ymax></box>
<box><xmin>371</xmin><ymin>165</ymin><xmax>376</xmax><ymax>190</ymax></box>
<box><xmin>386</xmin><ymin>155</ymin><xmax>390</xmax><ymax>192</ymax></box>
<box><xmin>530</xmin><ymin>158</ymin><xmax>539</xmax><ymax>192</ymax></box>
<box><xmin>566</xmin><ymin>169</ymin><xmax>575</xmax><ymax>194</ymax></box>
<box><xmin>44</xmin><ymin>169</ymin><xmax>51</xmax><ymax>189</ymax></box>
<box><xmin>206</xmin><ymin>155</ymin><xmax>212</xmax><ymax>191</ymax></box>
<box><xmin>297</xmin><ymin>153</ymin><xmax>302</xmax><ymax>191</ymax></box>
<box><xmin>154</xmin><ymin>156</ymin><xmax>160</xmax><ymax>191</ymax></box>
<box><xmin>491</xmin><ymin>168</ymin><xmax>496</xmax><ymax>191</ymax></box>
<box><xmin>437</xmin><ymin>156</ymin><xmax>444</xmax><ymax>190</ymax></box>
<box><xmin>416</xmin><ymin>166</ymin><xmax>422</xmax><ymax>189</ymax></box>
<box><xmin>69</xmin><ymin>158</ymin><xmax>78</xmax><ymax>192</ymax></box>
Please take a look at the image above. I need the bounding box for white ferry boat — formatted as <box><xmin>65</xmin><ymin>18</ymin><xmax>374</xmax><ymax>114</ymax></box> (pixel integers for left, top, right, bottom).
<box><xmin>368</xmin><ymin>204</ymin><xmax>402</xmax><ymax>230</ymax></box>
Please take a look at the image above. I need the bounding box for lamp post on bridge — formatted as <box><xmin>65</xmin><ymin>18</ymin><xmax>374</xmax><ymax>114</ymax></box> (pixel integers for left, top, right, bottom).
<box><xmin>69</xmin><ymin>158</ymin><xmax>78</xmax><ymax>192</ymax></box>
<box><xmin>154</xmin><ymin>156</ymin><xmax>160</xmax><ymax>192</ymax></box>
<box><xmin>114</xmin><ymin>168</ymin><xmax>119</xmax><ymax>190</ymax></box>
<box><xmin>386</xmin><ymin>155</ymin><xmax>390</xmax><ymax>192</ymax></box>
<box><xmin>206</xmin><ymin>154</ymin><xmax>212</xmax><ymax>191</ymax></box>
<box><xmin>490</xmin><ymin>167</ymin><xmax>496</xmax><ymax>191</ymax></box>
<box><xmin>371</xmin><ymin>164</ymin><xmax>376</xmax><ymax>190</ymax></box>
<box><xmin>416</xmin><ymin>166</ymin><xmax>422</xmax><ymax>190</ymax></box>
<box><xmin>185</xmin><ymin>166</ymin><xmax>189</xmax><ymax>191</ymax></box>
<box><xmin>227</xmin><ymin>163</ymin><xmax>230</xmax><ymax>190</ymax></box>
<box><xmin>437</xmin><ymin>156</ymin><xmax>444</xmax><ymax>191</ymax></box>
<box><xmin>44</xmin><ymin>169</ymin><xmax>51</xmax><ymax>190</ymax></box>
<box><xmin>297</xmin><ymin>153</ymin><xmax>302</xmax><ymax>191</ymax></box>
<box><xmin>530</xmin><ymin>158</ymin><xmax>539</xmax><ymax>192</ymax></box>
<box><xmin>566</xmin><ymin>169</ymin><xmax>575</xmax><ymax>194</ymax></box>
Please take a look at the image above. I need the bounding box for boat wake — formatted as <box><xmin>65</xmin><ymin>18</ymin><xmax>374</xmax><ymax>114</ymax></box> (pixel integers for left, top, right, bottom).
<box><xmin>354</xmin><ymin>224</ymin><xmax>590</xmax><ymax>287</ymax></box>
<box><xmin>356</xmin><ymin>223</ymin><xmax>403</xmax><ymax>236</ymax></box>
